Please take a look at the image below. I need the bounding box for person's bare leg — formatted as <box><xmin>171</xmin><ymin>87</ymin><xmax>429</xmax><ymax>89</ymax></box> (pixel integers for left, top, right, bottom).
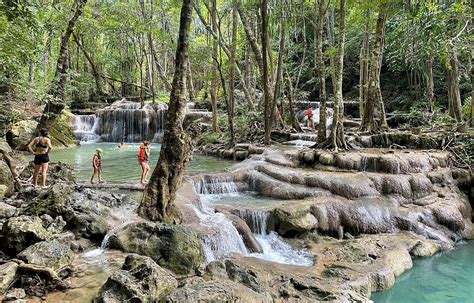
<box><xmin>41</xmin><ymin>163</ymin><xmax>48</xmax><ymax>188</ymax></box>
<box><xmin>140</xmin><ymin>162</ymin><xmax>145</xmax><ymax>185</ymax></box>
<box><xmin>90</xmin><ymin>169</ymin><xmax>96</xmax><ymax>183</ymax></box>
<box><xmin>33</xmin><ymin>165</ymin><xmax>40</xmax><ymax>189</ymax></box>
<box><xmin>98</xmin><ymin>169</ymin><xmax>102</xmax><ymax>183</ymax></box>
<box><xmin>144</xmin><ymin>162</ymin><xmax>150</xmax><ymax>182</ymax></box>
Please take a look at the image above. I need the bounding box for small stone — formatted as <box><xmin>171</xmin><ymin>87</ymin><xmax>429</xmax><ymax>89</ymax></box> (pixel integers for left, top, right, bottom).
<box><xmin>344</xmin><ymin>232</ymin><xmax>354</xmax><ymax>240</ymax></box>
<box><xmin>5</xmin><ymin>288</ymin><xmax>26</xmax><ymax>300</ymax></box>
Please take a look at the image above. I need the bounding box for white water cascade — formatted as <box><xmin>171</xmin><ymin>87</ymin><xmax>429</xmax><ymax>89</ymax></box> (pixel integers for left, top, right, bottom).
<box><xmin>73</xmin><ymin>99</ymin><xmax>168</xmax><ymax>143</ymax></box>
<box><xmin>192</xmin><ymin>178</ymin><xmax>314</xmax><ymax>266</ymax></box>
<box><xmin>72</xmin><ymin>114</ymin><xmax>100</xmax><ymax>142</ymax></box>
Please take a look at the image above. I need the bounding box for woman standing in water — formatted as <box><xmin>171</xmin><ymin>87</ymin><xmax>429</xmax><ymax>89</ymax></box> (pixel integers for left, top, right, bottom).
<box><xmin>27</xmin><ymin>128</ymin><xmax>52</xmax><ymax>190</ymax></box>
<box><xmin>90</xmin><ymin>148</ymin><xmax>103</xmax><ymax>184</ymax></box>
<box><xmin>138</xmin><ymin>141</ymin><xmax>151</xmax><ymax>185</ymax></box>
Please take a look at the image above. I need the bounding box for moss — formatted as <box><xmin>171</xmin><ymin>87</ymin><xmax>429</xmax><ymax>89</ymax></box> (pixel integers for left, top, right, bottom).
<box><xmin>48</xmin><ymin>110</ymin><xmax>77</xmax><ymax>148</ymax></box>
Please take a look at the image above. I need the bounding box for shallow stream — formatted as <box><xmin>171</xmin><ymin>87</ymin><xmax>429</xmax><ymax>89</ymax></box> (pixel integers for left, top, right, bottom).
<box><xmin>50</xmin><ymin>143</ymin><xmax>235</xmax><ymax>183</ymax></box>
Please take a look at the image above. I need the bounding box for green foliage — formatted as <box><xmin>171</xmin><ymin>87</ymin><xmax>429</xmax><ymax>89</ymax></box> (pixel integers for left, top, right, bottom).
<box><xmin>202</xmin><ymin>132</ymin><xmax>222</xmax><ymax>145</ymax></box>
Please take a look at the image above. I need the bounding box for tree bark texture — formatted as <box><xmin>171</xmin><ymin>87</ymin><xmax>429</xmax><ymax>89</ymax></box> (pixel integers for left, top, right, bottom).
<box><xmin>139</xmin><ymin>0</ymin><xmax>197</xmax><ymax>223</ymax></box>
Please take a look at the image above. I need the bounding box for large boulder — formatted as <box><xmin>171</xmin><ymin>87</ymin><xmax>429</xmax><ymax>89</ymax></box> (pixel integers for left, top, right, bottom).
<box><xmin>0</xmin><ymin>262</ymin><xmax>18</xmax><ymax>295</ymax></box>
<box><xmin>7</xmin><ymin>120</ymin><xmax>37</xmax><ymax>150</ymax></box>
<box><xmin>62</xmin><ymin>190</ymin><xmax>111</xmax><ymax>241</ymax></box>
<box><xmin>166</xmin><ymin>279</ymin><xmax>272</xmax><ymax>303</ymax></box>
<box><xmin>24</xmin><ymin>181</ymin><xmax>72</xmax><ymax>217</ymax></box>
<box><xmin>1</xmin><ymin>216</ymin><xmax>51</xmax><ymax>254</ymax></box>
<box><xmin>17</xmin><ymin>240</ymin><xmax>74</xmax><ymax>273</ymax></box>
<box><xmin>109</xmin><ymin>222</ymin><xmax>204</xmax><ymax>275</ymax></box>
<box><xmin>272</xmin><ymin>208</ymin><xmax>317</xmax><ymax>236</ymax></box>
<box><xmin>95</xmin><ymin>254</ymin><xmax>177</xmax><ymax>303</ymax></box>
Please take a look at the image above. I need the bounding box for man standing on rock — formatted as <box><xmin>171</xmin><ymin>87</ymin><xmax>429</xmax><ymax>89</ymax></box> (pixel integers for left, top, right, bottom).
<box><xmin>27</xmin><ymin>128</ymin><xmax>52</xmax><ymax>190</ymax></box>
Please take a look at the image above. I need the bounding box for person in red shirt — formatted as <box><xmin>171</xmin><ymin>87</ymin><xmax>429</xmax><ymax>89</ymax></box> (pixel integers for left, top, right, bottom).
<box><xmin>305</xmin><ymin>105</ymin><xmax>314</xmax><ymax>129</ymax></box>
<box><xmin>90</xmin><ymin>148</ymin><xmax>103</xmax><ymax>184</ymax></box>
<box><xmin>138</xmin><ymin>141</ymin><xmax>151</xmax><ymax>185</ymax></box>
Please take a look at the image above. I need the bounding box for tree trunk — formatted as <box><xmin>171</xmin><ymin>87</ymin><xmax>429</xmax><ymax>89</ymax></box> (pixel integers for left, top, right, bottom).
<box><xmin>187</xmin><ymin>57</ymin><xmax>195</xmax><ymax>101</ymax></box>
<box><xmin>72</xmin><ymin>32</ymin><xmax>102</xmax><ymax>97</ymax></box>
<box><xmin>359</xmin><ymin>11</ymin><xmax>370</xmax><ymax>119</ymax></box>
<box><xmin>37</xmin><ymin>0</ymin><xmax>88</xmax><ymax>130</ymax></box>
<box><xmin>426</xmin><ymin>55</ymin><xmax>435</xmax><ymax>112</ymax></box>
<box><xmin>361</xmin><ymin>6</ymin><xmax>386</xmax><ymax>132</ymax></box>
<box><xmin>325</xmin><ymin>0</ymin><xmax>346</xmax><ymax>151</ymax></box>
<box><xmin>261</xmin><ymin>0</ymin><xmax>273</xmax><ymax>145</ymax></box>
<box><xmin>447</xmin><ymin>50</ymin><xmax>463</xmax><ymax>122</ymax></box>
<box><xmin>210</xmin><ymin>0</ymin><xmax>219</xmax><ymax>132</ymax></box>
<box><xmin>194</xmin><ymin>2</ymin><xmax>255</xmax><ymax>110</ymax></box>
<box><xmin>138</xmin><ymin>0</ymin><xmax>197</xmax><ymax>223</ymax></box>
<box><xmin>316</xmin><ymin>0</ymin><xmax>328</xmax><ymax>143</ymax></box>
<box><xmin>228</xmin><ymin>8</ymin><xmax>238</xmax><ymax>145</ymax></box>
<box><xmin>271</xmin><ymin>16</ymin><xmax>285</xmax><ymax>128</ymax></box>
<box><xmin>471</xmin><ymin>0</ymin><xmax>474</xmax><ymax>126</ymax></box>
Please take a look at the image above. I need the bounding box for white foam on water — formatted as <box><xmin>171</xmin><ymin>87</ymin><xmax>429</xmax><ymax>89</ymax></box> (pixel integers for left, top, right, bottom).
<box><xmin>252</xmin><ymin>232</ymin><xmax>313</xmax><ymax>266</ymax></box>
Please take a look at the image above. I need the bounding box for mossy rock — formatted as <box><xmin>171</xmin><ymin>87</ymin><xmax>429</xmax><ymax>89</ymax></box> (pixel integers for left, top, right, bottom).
<box><xmin>109</xmin><ymin>222</ymin><xmax>205</xmax><ymax>275</ymax></box>
<box><xmin>48</xmin><ymin>111</ymin><xmax>77</xmax><ymax>148</ymax></box>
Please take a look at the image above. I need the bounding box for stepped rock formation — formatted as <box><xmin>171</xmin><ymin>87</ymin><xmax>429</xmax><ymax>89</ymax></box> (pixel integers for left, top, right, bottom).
<box><xmin>182</xmin><ymin>145</ymin><xmax>472</xmax><ymax>301</ymax></box>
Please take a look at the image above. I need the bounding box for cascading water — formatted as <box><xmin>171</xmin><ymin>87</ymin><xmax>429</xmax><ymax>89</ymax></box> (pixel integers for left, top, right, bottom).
<box><xmin>73</xmin><ymin>99</ymin><xmax>168</xmax><ymax>143</ymax></box>
<box><xmin>191</xmin><ymin>177</ymin><xmax>314</xmax><ymax>266</ymax></box>
<box><xmin>72</xmin><ymin>114</ymin><xmax>100</xmax><ymax>142</ymax></box>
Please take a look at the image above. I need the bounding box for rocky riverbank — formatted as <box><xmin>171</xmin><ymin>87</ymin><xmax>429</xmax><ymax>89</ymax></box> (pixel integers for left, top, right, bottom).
<box><xmin>0</xmin><ymin>143</ymin><xmax>472</xmax><ymax>302</ymax></box>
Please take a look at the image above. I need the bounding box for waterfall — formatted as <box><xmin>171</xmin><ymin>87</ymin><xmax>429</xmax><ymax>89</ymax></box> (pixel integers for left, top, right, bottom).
<box><xmin>193</xmin><ymin>197</ymin><xmax>248</xmax><ymax>263</ymax></box>
<box><xmin>239</xmin><ymin>209</ymin><xmax>269</xmax><ymax>235</ymax></box>
<box><xmin>239</xmin><ymin>208</ymin><xmax>314</xmax><ymax>266</ymax></box>
<box><xmin>192</xmin><ymin>175</ymin><xmax>313</xmax><ymax>266</ymax></box>
<box><xmin>191</xmin><ymin>176</ymin><xmax>239</xmax><ymax>196</ymax></box>
<box><xmin>73</xmin><ymin>99</ymin><xmax>168</xmax><ymax>143</ymax></box>
<box><xmin>72</xmin><ymin>114</ymin><xmax>100</xmax><ymax>142</ymax></box>
<box><xmin>82</xmin><ymin>220</ymin><xmax>134</xmax><ymax>258</ymax></box>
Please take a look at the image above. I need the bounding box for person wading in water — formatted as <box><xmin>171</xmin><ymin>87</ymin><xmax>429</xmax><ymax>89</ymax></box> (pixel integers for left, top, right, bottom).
<box><xmin>27</xmin><ymin>128</ymin><xmax>52</xmax><ymax>190</ymax></box>
<box><xmin>138</xmin><ymin>141</ymin><xmax>151</xmax><ymax>186</ymax></box>
<box><xmin>90</xmin><ymin>148</ymin><xmax>103</xmax><ymax>184</ymax></box>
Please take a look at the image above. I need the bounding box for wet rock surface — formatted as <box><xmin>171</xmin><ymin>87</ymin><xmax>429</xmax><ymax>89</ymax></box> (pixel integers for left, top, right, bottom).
<box><xmin>95</xmin><ymin>254</ymin><xmax>177</xmax><ymax>303</ymax></box>
<box><xmin>108</xmin><ymin>222</ymin><xmax>205</xmax><ymax>275</ymax></box>
<box><xmin>17</xmin><ymin>240</ymin><xmax>74</xmax><ymax>273</ymax></box>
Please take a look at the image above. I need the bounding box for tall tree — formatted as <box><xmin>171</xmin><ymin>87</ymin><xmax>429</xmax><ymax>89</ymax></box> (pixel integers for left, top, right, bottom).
<box><xmin>315</xmin><ymin>0</ymin><xmax>329</xmax><ymax>143</ymax></box>
<box><xmin>260</xmin><ymin>0</ymin><xmax>273</xmax><ymax>145</ymax></box>
<box><xmin>360</xmin><ymin>5</ymin><xmax>388</xmax><ymax>132</ymax></box>
<box><xmin>326</xmin><ymin>0</ymin><xmax>347</xmax><ymax>151</ymax></box>
<box><xmin>138</xmin><ymin>0</ymin><xmax>196</xmax><ymax>223</ymax></box>
<box><xmin>36</xmin><ymin>0</ymin><xmax>88</xmax><ymax>130</ymax></box>
<box><xmin>228</xmin><ymin>7</ymin><xmax>238</xmax><ymax>145</ymax></box>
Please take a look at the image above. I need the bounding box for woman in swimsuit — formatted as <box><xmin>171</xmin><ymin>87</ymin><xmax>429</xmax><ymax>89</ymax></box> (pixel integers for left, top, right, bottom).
<box><xmin>90</xmin><ymin>148</ymin><xmax>103</xmax><ymax>184</ymax></box>
<box><xmin>27</xmin><ymin>128</ymin><xmax>53</xmax><ymax>190</ymax></box>
<box><xmin>138</xmin><ymin>141</ymin><xmax>151</xmax><ymax>185</ymax></box>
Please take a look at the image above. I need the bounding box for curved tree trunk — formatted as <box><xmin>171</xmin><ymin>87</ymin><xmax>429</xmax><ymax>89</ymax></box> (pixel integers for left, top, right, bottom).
<box><xmin>37</xmin><ymin>0</ymin><xmax>88</xmax><ymax>131</ymax></box>
<box><xmin>138</xmin><ymin>0</ymin><xmax>197</xmax><ymax>223</ymax></box>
